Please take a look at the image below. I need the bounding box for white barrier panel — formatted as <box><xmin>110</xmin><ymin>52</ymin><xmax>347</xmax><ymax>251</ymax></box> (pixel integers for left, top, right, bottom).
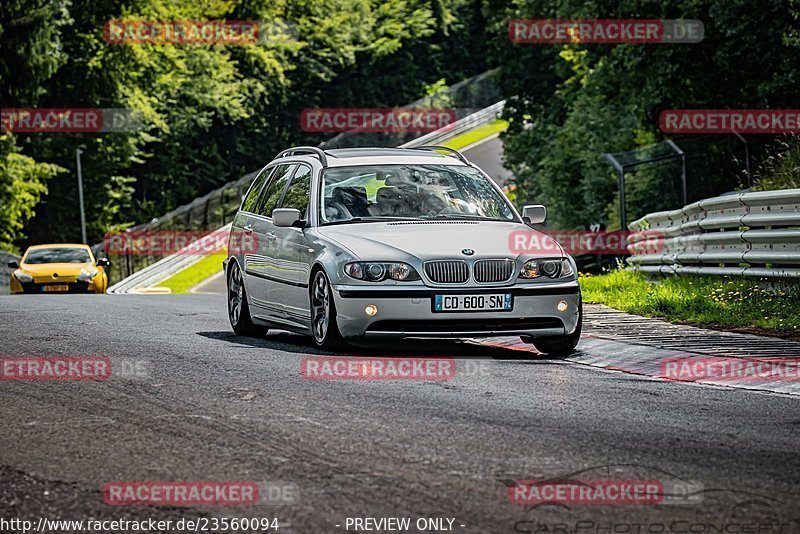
<box><xmin>627</xmin><ymin>189</ymin><xmax>800</xmax><ymax>278</ymax></box>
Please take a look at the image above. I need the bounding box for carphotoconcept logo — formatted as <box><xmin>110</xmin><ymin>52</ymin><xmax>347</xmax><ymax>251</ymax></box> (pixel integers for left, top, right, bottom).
<box><xmin>660</xmin><ymin>110</ymin><xmax>800</xmax><ymax>133</ymax></box>
<box><xmin>509</xmin><ymin>19</ymin><xmax>703</xmax><ymax>44</ymax></box>
<box><xmin>301</xmin><ymin>357</ymin><xmax>456</xmax><ymax>380</ymax></box>
<box><xmin>1</xmin><ymin>108</ymin><xmax>142</xmax><ymax>133</ymax></box>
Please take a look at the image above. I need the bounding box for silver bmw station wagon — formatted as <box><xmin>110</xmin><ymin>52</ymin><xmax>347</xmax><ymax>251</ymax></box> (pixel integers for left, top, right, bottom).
<box><xmin>224</xmin><ymin>146</ymin><xmax>581</xmax><ymax>354</ymax></box>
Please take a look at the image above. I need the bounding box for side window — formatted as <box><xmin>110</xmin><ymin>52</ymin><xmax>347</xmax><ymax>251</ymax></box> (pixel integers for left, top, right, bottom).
<box><xmin>256</xmin><ymin>164</ymin><xmax>296</xmax><ymax>217</ymax></box>
<box><xmin>241</xmin><ymin>167</ymin><xmax>273</xmax><ymax>213</ymax></box>
<box><xmin>279</xmin><ymin>165</ymin><xmax>312</xmax><ymax>218</ymax></box>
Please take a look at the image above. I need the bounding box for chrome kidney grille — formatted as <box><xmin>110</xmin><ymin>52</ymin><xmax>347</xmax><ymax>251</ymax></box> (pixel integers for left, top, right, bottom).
<box><xmin>474</xmin><ymin>259</ymin><xmax>515</xmax><ymax>283</ymax></box>
<box><xmin>423</xmin><ymin>259</ymin><xmax>515</xmax><ymax>284</ymax></box>
<box><xmin>424</xmin><ymin>260</ymin><xmax>470</xmax><ymax>283</ymax></box>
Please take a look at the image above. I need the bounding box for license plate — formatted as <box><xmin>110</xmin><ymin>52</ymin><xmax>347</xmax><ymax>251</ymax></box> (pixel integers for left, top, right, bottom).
<box><xmin>43</xmin><ymin>284</ymin><xmax>69</xmax><ymax>292</ymax></box>
<box><xmin>434</xmin><ymin>293</ymin><xmax>512</xmax><ymax>312</ymax></box>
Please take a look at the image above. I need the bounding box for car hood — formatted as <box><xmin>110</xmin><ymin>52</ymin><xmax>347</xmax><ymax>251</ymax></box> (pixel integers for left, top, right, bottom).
<box><xmin>317</xmin><ymin>220</ymin><xmax>564</xmax><ymax>261</ymax></box>
<box><xmin>20</xmin><ymin>262</ymin><xmax>94</xmax><ymax>276</ymax></box>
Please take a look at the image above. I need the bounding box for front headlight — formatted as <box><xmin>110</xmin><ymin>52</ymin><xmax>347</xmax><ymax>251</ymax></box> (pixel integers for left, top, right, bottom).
<box><xmin>560</xmin><ymin>257</ymin><xmax>575</xmax><ymax>278</ymax></box>
<box><xmin>77</xmin><ymin>268</ymin><xmax>99</xmax><ymax>282</ymax></box>
<box><xmin>345</xmin><ymin>262</ymin><xmax>421</xmax><ymax>282</ymax></box>
<box><xmin>14</xmin><ymin>271</ymin><xmax>33</xmax><ymax>283</ymax></box>
<box><xmin>519</xmin><ymin>258</ymin><xmax>574</xmax><ymax>279</ymax></box>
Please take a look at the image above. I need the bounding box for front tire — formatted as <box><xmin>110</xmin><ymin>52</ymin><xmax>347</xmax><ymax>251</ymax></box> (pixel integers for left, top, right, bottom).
<box><xmin>228</xmin><ymin>261</ymin><xmax>267</xmax><ymax>336</ymax></box>
<box><xmin>529</xmin><ymin>299</ymin><xmax>582</xmax><ymax>356</ymax></box>
<box><xmin>310</xmin><ymin>270</ymin><xmax>345</xmax><ymax>349</ymax></box>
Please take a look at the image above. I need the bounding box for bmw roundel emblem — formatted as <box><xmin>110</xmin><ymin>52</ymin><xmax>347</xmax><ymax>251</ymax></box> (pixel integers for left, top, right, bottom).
<box><xmin>462</xmin><ymin>248</ymin><xmax>475</xmax><ymax>256</ymax></box>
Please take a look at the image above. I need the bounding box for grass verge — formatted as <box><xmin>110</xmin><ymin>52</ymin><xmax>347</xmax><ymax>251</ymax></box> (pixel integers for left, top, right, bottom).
<box><xmin>159</xmin><ymin>253</ymin><xmax>226</xmax><ymax>294</ymax></box>
<box><xmin>579</xmin><ymin>269</ymin><xmax>800</xmax><ymax>339</ymax></box>
<box><xmin>441</xmin><ymin>119</ymin><xmax>508</xmax><ymax>151</ymax></box>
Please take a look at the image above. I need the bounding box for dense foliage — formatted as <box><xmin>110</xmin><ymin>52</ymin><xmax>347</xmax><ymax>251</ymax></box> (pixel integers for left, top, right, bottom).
<box><xmin>1</xmin><ymin>0</ymin><xmax>487</xmax><ymax>251</ymax></box>
<box><xmin>486</xmin><ymin>0</ymin><xmax>800</xmax><ymax>229</ymax></box>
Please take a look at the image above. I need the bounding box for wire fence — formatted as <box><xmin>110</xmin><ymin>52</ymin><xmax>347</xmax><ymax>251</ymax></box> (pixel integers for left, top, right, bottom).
<box><xmin>603</xmin><ymin>135</ymin><xmax>778</xmax><ymax>230</ymax></box>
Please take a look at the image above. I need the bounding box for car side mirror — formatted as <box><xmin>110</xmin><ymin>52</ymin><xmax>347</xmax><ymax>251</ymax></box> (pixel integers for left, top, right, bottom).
<box><xmin>272</xmin><ymin>208</ymin><xmax>304</xmax><ymax>228</ymax></box>
<box><xmin>522</xmin><ymin>205</ymin><xmax>547</xmax><ymax>224</ymax></box>
<box><xmin>96</xmin><ymin>258</ymin><xmax>111</xmax><ymax>267</ymax></box>
<box><xmin>7</xmin><ymin>260</ymin><xmax>19</xmax><ymax>269</ymax></box>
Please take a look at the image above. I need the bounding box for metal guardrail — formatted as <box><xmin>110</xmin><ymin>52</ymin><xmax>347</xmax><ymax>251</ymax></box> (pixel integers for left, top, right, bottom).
<box><xmin>320</xmin><ymin>68</ymin><xmax>503</xmax><ymax>149</ymax></box>
<box><xmin>398</xmin><ymin>101</ymin><xmax>505</xmax><ymax>149</ymax></box>
<box><xmin>627</xmin><ymin>189</ymin><xmax>800</xmax><ymax>278</ymax></box>
<box><xmin>0</xmin><ymin>250</ymin><xmax>21</xmax><ymax>295</ymax></box>
<box><xmin>107</xmin><ymin>224</ymin><xmax>231</xmax><ymax>294</ymax></box>
<box><xmin>91</xmin><ymin>170</ymin><xmax>257</xmax><ymax>285</ymax></box>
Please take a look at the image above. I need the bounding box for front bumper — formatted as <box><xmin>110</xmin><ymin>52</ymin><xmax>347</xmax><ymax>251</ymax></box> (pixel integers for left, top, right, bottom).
<box><xmin>12</xmin><ymin>280</ymin><xmax>98</xmax><ymax>294</ymax></box>
<box><xmin>332</xmin><ymin>281</ymin><xmax>581</xmax><ymax>339</ymax></box>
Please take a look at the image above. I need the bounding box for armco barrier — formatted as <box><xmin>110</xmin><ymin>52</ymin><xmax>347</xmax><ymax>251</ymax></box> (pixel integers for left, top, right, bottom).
<box><xmin>106</xmin><ymin>224</ymin><xmax>231</xmax><ymax>294</ymax></box>
<box><xmin>399</xmin><ymin>101</ymin><xmax>505</xmax><ymax>148</ymax></box>
<box><xmin>627</xmin><ymin>189</ymin><xmax>800</xmax><ymax>278</ymax></box>
<box><xmin>91</xmin><ymin>170</ymin><xmax>257</xmax><ymax>285</ymax></box>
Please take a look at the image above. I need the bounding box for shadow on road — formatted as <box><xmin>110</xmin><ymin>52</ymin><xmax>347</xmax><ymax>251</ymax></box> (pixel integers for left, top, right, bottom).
<box><xmin>196</xmin><ymin>330</ymin><xmax>557</xmax><ymax>361</ymax></box>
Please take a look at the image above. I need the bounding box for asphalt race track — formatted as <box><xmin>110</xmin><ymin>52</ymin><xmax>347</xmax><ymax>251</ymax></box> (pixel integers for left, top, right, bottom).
<box><xmin>1</xmin><ymin>293</ymin><xmax>799</xmax><ymax>533</ymax></box>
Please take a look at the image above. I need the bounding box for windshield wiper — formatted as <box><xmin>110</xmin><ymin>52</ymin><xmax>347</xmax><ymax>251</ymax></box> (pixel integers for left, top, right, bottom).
<box><xmin>426</xmin><ymin>214</ymin><xmax>494</xmax><ymax>221</ymax></box>
<box><xmin>322</xmin><ymin>216</ymin><xmax>417</xmax><ymax>226</ymax></box>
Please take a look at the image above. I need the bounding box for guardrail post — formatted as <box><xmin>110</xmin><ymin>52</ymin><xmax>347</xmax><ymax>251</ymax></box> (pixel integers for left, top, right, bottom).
<box><xmin>665</xmin><ymin>140</ymin><xmax>687</xmax><ymax>206</ymax></box>
<box><xmin>603</xmin><ymin>153</ymin><xmax>627</xmax><ymax>230</ymax></box>
<box><xmin>732</xmin><ymin>132</ymin><xmax>751</xmax><ymax>186</ymax></box>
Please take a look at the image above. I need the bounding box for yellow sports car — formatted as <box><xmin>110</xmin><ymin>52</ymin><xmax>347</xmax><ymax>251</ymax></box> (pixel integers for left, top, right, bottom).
<box><xmin>8</xmin><ymin>244</ymin><xmax>110</xmax><ymax>294</ymax></box>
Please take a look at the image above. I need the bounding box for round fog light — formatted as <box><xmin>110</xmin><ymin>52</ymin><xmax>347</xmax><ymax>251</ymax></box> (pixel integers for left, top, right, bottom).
<box><xmin>365</xmin><ymin>304</ymin><xmax>378</xmax><ymax>316</ymax></box>
<box><xmin>557</xmin><ymin>300</ymin><xmax>569</xmax><ymax>312</ymax></box>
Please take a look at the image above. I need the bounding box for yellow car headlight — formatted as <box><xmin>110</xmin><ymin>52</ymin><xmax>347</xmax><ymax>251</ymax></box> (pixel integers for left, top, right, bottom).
<box><xmin>78</xmin><ymin>268</ymin><xmax>99</xmax><ymax>282</ymax></box>
<box><xmin>14</xmin><ymin>271</ymin><xmax>33</xmax><ymax>283</ymax></box>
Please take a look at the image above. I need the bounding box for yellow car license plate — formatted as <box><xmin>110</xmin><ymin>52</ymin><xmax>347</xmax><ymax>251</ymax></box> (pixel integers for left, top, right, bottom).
<box><xmin>44</xmin><ymin>284</ymin><xmax>69</xmax><ymax>292</ymax></box>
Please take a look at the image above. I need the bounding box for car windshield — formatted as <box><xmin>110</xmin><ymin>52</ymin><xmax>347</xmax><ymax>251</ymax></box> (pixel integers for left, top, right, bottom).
<box><xmin>319</xmin><ymin>164</ymin><xmax>517</xmax><ymax>225</ymax></box>
<box><xmin>24</xmin><ymin>248</ymin><xmax>92</xmax><ymax>264</ymax></box>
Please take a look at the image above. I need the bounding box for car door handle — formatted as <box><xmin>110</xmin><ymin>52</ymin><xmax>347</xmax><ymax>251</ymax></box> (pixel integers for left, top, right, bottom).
<box><xmin>243</xmin><ymin>225</ymin><xmax>253</xmax><ymax>234</ymax></box>
<box><xmin>266</xmin><ymin>232</ymin><xmax>277</xmax><ymax>241</ymax></box>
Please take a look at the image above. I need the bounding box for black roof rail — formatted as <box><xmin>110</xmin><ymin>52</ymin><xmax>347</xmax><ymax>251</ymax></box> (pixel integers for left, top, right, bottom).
<box><xmin>276</xmin><ymin>146</ymin><xmax>329</xmax><ymax>167</ymax></box>
<box><xmin>409</xmin><ymin>145</ymin><xmax>470</xmax><ymax>165</ymax></box>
